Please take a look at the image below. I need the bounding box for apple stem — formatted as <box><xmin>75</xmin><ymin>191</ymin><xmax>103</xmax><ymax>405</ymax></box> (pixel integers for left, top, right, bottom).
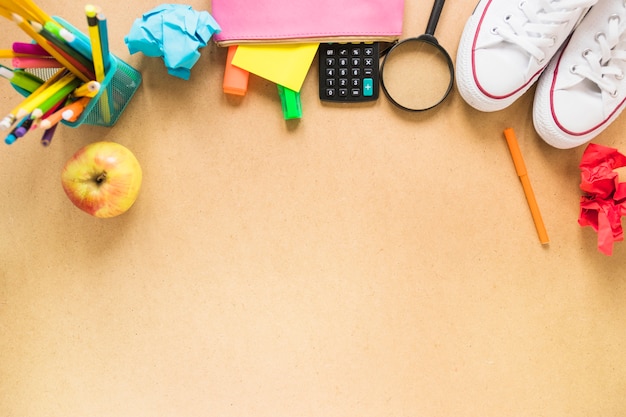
<box><xmin>96</xmin><ymin>172</ymin><xmax>107</xmax><ymax>184</ymax></box>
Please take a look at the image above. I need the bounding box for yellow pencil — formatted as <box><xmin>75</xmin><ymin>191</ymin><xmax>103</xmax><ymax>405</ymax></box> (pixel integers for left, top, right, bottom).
<box><xmin>15</xmin><ymin>0</ymin><xmax>53</xmax><ymax>23</ymax></box>
<box><xmin>503</xmin><ymin>128</ymin><xmax>549</xmax><ymax>245</ymax></box>
<box><xmin>85</xmin><ymin>4</ymin><xmax>110</xmax><ymax>123</ymax></box>
<box><xmin>0</xmin><ymin>0</ymin><xmax>38</xmax><ymax>22</ymax></box>
<box><xmin>0</xmin><ymin>68</ymin><xmax>65</xmax><ymax>129</ymax></box>
<box><xmin>0</xmin><ymin>49</ymin><xmax>42</xmax><ymax>59</ymax></box>
<box><xmin>73</xmin><ymin>81</ymin><xmax>100</xmax><ymax>98</ymax></box>
<box><xmin>0</xmin><ymin>4</ymin><xmax>12</xmax><ymax>19</ymax></box>
<box><xmin>16</xmin><ymin>72</ymin><xmax>78</xmax><ymax>117</ymax></box>
<box><xmin>85</xmin><ymin>5</ymin><xmax>104</xmax><ymax>82</ymax></box>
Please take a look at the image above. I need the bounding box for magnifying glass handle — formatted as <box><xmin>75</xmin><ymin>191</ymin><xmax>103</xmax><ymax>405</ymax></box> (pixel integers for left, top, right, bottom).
<box><xmin>425</xmin><ymin>0</ymin><xmax>446</xmax><ymax>36</ymax></box>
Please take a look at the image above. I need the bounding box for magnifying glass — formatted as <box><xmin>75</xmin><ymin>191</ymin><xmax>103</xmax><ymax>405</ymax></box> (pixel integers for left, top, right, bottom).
<box><xmin>380</xmin><ymin>0</ymin><xmax>454</xmax><ymax>111</ymax></box>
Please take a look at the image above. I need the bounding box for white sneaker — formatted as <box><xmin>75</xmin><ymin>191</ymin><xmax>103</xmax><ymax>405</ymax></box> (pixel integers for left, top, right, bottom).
<box><xmin>456</xmin><ymin>0</ymin><xmax>597</xmax><ymax>112</ymax></box>
<box><xmin>534</xmin><ymin>0</ymin><xmax>626</xmax><ymax>148</ymax></box>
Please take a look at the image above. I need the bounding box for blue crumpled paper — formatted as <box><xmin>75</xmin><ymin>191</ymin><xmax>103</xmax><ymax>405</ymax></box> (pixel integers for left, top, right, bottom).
<box><xmin>124</xmin><ymin>4</ymin><xmax>221</xmax><ymax>80</ymax></box>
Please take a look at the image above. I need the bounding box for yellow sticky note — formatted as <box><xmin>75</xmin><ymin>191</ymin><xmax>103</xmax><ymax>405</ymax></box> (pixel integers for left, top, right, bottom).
<box><xmin>232</xmin><ymin>43</ymin><xmax>319</xmax><ymax>92</ymax></box>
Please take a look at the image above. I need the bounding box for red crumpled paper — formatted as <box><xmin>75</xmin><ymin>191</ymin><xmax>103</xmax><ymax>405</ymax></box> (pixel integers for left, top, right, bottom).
<box><xmin>578</xmin><ymin>143</ymin><xmax>626</xmax><ymax>255</ymax></box>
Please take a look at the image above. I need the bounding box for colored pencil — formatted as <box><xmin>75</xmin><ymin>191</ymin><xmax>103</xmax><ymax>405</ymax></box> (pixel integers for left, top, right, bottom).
<box><xmin>0</xmin><ymin>68</ymin><xmax>65</xmax><ymax>130</ymax></box>
<box><xmin>73</xmin><ymin>81</ymin><xmax>100</xmax><ymax>98</ymax></box>
<box><xmin>11</xmin><ymin>13</ymin><xmax>89</xmax><ymax>82</ymax></box>
<box><xmin>85</xmin><ymin>5</ymin><xmax>104</xmax><ymax>82</ymax></box>
<box><xmin>11</xmin><ymin>42</ymin><xmax>49</xmax><ymax>56</ymax></box>
<box><xmin>40</xmin><ymin>122</ymin><xmax>57</xmax><ymax>146</ymax></box>
<box><xmin>57</xmin><ymin>26</ymin><xmax>93</xmax><ymax>61</ymax></box>
<box><xmin>15</xmin><ymin>72</ymin><xmax>77</xmax><ymax>117</ymax></box>
<box><xmin>30</xmin><ymin>21</ymin><xmax>95</xmax><ymax>74</ymax></box>
<box><xmin>61</xmin><ymin>97</ymin><xmax>90</xmax><ymax>122</ymax></box>
<box><xmin>85</xmin><ymin>4</ymin><xmax>110</xmax><ymax>123</ymax></box>
<box><xmin>12</xmin><ymin>57</ymin><xmax>62</xmax><ymax>69</ymax></box>
<box><xmin>0</xmin><ymin>50</ymin><xmax>43</xmax><ymax>59</ymax></box>
<box><xmin>0</xmin><ymin>64</ymin><xmax>44</xmax><ymax>92</ymax></box>
<box><xmin>96</xmin><ymin>12</ymin><xmax>111</xmax><ymax>71</ymax></box>
<box><xmin>24</xmin><ymin>74</ymin><xmax>81</xmax><ymax>117</ymax></box>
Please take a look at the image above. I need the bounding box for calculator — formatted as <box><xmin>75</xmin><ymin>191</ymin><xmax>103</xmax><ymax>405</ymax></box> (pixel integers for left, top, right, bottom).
<box><xmin>318</xmin><ymin>43</ymin><xmax>380</xmax><ymax>102</ymax></box>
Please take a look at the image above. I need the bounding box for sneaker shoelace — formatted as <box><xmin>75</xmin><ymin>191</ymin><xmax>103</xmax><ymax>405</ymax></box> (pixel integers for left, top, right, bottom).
<box><xmin>491</xmin><ymin>0</ymin><xmax>598</xmax><ymax>63</ymax></box>
<box><xmin>572</xmin><ymin>7</ymin><xmax>626</xmax><ymax>96</ymax></box>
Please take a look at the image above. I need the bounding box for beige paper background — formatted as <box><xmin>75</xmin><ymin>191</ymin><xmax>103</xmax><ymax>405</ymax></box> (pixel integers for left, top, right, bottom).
<box><xmin>1</xmin><ymin>1</ymin><xmax>625</xmax><ymax>416</ymax></box>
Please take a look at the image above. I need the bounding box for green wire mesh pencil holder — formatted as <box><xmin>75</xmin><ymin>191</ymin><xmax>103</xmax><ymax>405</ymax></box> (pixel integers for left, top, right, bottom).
<box><xmin>15</xmin><ymin>17</ymin><xmax>141</xmax><ymax>128</ymax></box>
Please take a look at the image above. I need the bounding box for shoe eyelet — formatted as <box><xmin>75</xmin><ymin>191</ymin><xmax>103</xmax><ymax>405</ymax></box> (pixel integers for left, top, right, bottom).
<box><xmin>595</xmin><ymin>32</ymin><xmax>606</xmax><ymax>42</ymax></box>
<box><xmin>518</xmin><ymin>0</ymin><xmax>526</xmax><ymax>9</ymax></box>
<box><xmin>570</xmin><ymin>65</ymin><xmax>578</xmax><ymax>74</ymax></box>
<box><xmin>582</xmin><ymin>49</ymin><xmax>592</xmax><ymax>58</ymax></box>
<box><xmin>490</xmin><ymin>26</ymin><xmax>499</xmax><ymax>35</ymax></box>
<box><xmin>504</xmin><ymin>14</ymin><xmax>512</xmax><ymax>22</ymax></box>
<box><xmin>609</xmin><ymin>14</ymin><xmax>621</xmax><ymax>24</ymax></box>
<box><xmin>611</xmin><ymin>89</ymin><xmax>618</xmax><ymax>98</ymax></box>
<box><xmin>617</xmin><ymin>72</ymin><xmax>625</xmax><ymax>80</ymax></box>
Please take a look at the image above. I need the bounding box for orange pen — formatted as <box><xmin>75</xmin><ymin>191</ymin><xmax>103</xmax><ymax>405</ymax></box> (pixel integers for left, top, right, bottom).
<box><xmin>503</xmin><ymin>127</ymin><xmax>549</xmax><ymax>245</ymax></box>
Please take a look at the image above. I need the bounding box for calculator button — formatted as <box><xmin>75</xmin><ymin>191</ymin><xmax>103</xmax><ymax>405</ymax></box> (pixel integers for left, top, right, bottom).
<box><xmin>363</xmin><ymin>78</ymin><xmax>374</xmax><ymax>97</ymax></box>
<box><xmin>326</xmin><ymin>68</ymin><xmax>335</xmax><ymax>77</ymax></box>
<box><xmin>351</xmin><ymin>88</ymin><xmax>361</xmax><ymax>97</ymax></box>
<box><xmin>325</xmin><ymin>88</ymin><xmax>336</xmax><ymax>98</ymax></box>
<box><xmin>339</xmin><ymin>88</ymin><xmax>348</xmax><ymax>97</ymax></box>
<box><xmin>364</xmin><ymin>57</ymin><xmax>374</xmax><ymax>66</ymax></box>
<box><xmin>352</xmin><ymin>58</ymin><xmax>360</xmax><ymax>66</ymax></box>
<box><xmin>326</xmin><ymin>57</ymin><xmax>335</xmax><ymax>66</ymax></box>
<box><xmin>352</xmin><ymin>68</ymin><xmax>361</xmax><ymax>77</ymax></box>
<box><xmin>339</xmin><ymin>68</ymin><xmax>348</xmax><ymax>77</ymax></box>
<box><xmin>339</xmin><ymin>57</ymin><xmax>348</xmax><ymax>67</ymax></box>
<box><xmin>339</xmin><ymin>78</ymin><xmax>348</xmax><ymax>87</ymax></box>
<box><xmin>326</xmin><ymin>78</ymin><xmax>336</xmax><ymax>87</ymax></box>
<box><xmin>364</xmin><ymin>68</ymin><xmax>373</xmax><ymax>77</ymax></box>
<box><xmin>364</xmin><ymin>47</ymin><xmax>374</xmax><ymax>56</ymax></box>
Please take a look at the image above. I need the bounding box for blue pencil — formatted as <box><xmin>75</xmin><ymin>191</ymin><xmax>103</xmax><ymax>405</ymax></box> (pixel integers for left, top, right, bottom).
<box><xmin>58</xmin><ymin>27</ymin><xmax>94</xmax><ymax>62</ymax></box>
<box><xmin>96</xmin><ymin>12</ymin><xmax>111</xmax><ymax>72</ymax></box>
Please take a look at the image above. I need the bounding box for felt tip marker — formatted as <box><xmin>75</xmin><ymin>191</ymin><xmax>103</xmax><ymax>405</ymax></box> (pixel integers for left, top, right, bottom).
<box><xmin>503</xmin><ymin>127</ymin><xmax>549</xmax><ymax>245</ymax></box>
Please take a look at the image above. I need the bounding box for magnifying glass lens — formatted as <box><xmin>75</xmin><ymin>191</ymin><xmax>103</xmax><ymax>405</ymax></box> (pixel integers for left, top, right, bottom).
<box><xmin>381</xmin><ymin>40</ymin><xmax>453</xmax><ymax>111</ymax></box>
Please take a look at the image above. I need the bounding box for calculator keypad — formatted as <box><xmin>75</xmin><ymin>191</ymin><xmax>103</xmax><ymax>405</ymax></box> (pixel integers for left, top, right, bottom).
<box><xmin>319</xmin><ymin>43</ymin><xmax>379</xmax><ymax>102</ymax></box>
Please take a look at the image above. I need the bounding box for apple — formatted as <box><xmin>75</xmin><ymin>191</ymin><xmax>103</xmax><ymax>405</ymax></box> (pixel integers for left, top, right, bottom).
<box><xmin>61</xmin><ymin>141</ymin><xmax>142</xmax><ymax>218</ymax></box>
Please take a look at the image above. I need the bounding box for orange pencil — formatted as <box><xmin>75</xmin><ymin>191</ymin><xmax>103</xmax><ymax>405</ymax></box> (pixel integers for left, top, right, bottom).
<box><xmin>503</xmin><ymin>128</ymin><xmax>549</xmax><ymax>245</ymax></box>
<box><xmin>61</xmin><ymin>96</ymin><xmax>90</xmax><ymax>122</ymax></box>
<box><xmin>39</xmin><ymin>97</ymin><xmax>89</xmax><ymax>128</ymax></box>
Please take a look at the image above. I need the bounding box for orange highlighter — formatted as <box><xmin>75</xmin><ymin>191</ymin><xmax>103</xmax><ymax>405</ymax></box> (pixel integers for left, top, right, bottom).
<box><xmin>223</xmin><ymin>45</ymin><xmax>249</xmax><ymax>96</ymax></box>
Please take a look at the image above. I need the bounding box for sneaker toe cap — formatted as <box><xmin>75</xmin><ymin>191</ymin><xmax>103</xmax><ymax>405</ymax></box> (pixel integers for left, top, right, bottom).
<box><xmin>474</xmin><ymin>49</ymin><xmax>533</xmax><ymax>97</ymax></box>
<box><xmin>552</xmin><ymin>87</ymin><xmax>604</xmax><ymax>134</ymax></box>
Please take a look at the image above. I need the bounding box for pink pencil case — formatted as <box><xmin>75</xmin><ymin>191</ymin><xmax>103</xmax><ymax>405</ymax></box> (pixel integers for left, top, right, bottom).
<box><xmin>212</xmin><ymin>0</ymin><xmax>404</xmax><ymax>45</ymax></box>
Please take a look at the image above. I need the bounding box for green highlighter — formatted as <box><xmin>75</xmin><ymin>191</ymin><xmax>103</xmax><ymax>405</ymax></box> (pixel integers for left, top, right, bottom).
<box><xmin>277</xmin><ymin>84</ymin><xmax>302</xmax><ymax>120</ymax></box>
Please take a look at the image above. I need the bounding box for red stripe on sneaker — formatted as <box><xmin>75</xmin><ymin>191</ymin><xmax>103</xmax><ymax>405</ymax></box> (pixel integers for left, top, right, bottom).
<box><xmin>471</xmin><ymin>0</ymin><xmax>545</xmax><ymax>100</ymax></box>
<box><xmin>549</xmin><ymin>42</ymin><xmax>626</xmax><ymax>137</ymax></box>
